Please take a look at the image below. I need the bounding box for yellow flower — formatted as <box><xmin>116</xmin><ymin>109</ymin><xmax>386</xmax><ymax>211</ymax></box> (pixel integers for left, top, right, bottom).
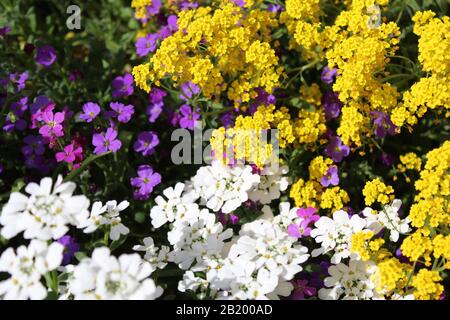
<box><xmin>411</xmin><ymin>269</ymin><xmax>443</xmax><ymax>300</ymax></box>
<box><xmin>362</xmin><ymin>178</ymin><xmax>394</xmax><ymax>206</ymax></box>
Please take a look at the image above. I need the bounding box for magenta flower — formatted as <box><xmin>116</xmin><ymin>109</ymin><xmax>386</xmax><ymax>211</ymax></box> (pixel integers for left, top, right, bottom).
<box><xmin>296</xmin><ymin>207</ymin><xmax>320</xmax><ymax>224</ymax></box>
<box><xmin>320</xmin><ymin>166</ymin><xmax>339</xmax><ymax>187</ymax></box>
<box><xmin>22</xmin><ymin>135</ymin><xmax>45</xmax><ymax>156</ymax></box>
<box><xmin>79</xmin><ymin>102</ymin><xmax>101</xmax><ymax>123</ymax></box>
<box><xmin>92</xmin><ymin>127</ymin><xmax>122</xmax><ymax>155</ymax></box>
<box><xmin>110</xmin><ymin>102</ymin><xmax>134</xmax><ymax>123</ymax></box>
<box><xmin>180</xmin><ymin>81</ymin><xmax>200</xmax><ymax>101</ymax></box>
<box><xmin>325</xmin><ymin>135</ymin><xmax>350</xmax><ymax>163</ymax></box>
<box><xmin>135</xmin><ymin>33</ymin><xmax>159</xmax><ymax>57</ymax></box>
<box><xmin>38</xmin><ymin>111</ymin><xmax>65</xmax><ymax>138</ymax></box>
<box><xmin>130</xmin><ymin>165</ymin><xmax>161</xmax><ymax>200</ymax></box>
<box><xmin>290</xmin><ymin>279</ymin><xmax>317</xmax><ymax>300</ymax></box>
<box><xmin>134</xmin><ymin>131</ymin><xmax>159</xmax><ymax>156</ymax></box>
<box><xmin>111</xmin><ymin>73</ymin><xmax>134</xmax><ymax>99</ymax></box>
<box><xmin>288</xmin><ymin>219</ymin><xmax>314</xmax><ymax>238</ymax></box>
<box><xmin>57</xmin><ymin>235</ymin><xmax>79</xmax><ymax>266</ymax></box>
<box><xmin>35</xmin><ymin>45</ymin><xmax>56</xmax><ymax>67</ymax></box>
<box><xmin>179</xmin><ymin>104</ymin><xmax>200</xmax><ymax>130</ymax></box>
<box><xmin>55</xmin><ymin>143</ymin><xmax>82</xmax><ymax>163</ymax></box>
<box><xmin>321</xmin><ymin>66</ymin><xmax>338</xmax><ymax>84</ymax></box>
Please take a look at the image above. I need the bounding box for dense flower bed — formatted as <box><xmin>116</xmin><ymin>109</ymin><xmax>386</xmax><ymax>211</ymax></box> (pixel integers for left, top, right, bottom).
<box><xmin>0</xmin><ymin>0</ymin><xmax>449</xmax><ymax>300</ymax></box>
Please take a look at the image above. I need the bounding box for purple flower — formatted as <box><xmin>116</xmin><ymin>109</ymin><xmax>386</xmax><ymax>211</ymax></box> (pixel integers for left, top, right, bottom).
<box><xmin>290</xmin><ymin>279</ymin><xmax>317</xmax><ymax>300</ymax></box>
<box><xmin>130</xmin><ymin>165</ymin><xmax>161</xmax><ymax>200</ymax></box>
<box><xmin>0</xmin><ymin>164</ymin><xmax>3</xmax><ymax>174</ymax></box>
<box><xmin>179</xmin><ymin>104</ymin><xmax>200</xmax><ymax>130</ymax></box>
<box><xmin>179</xmin><ymin>1</ymin><xmax>199</xmax><ymax>10</ymax></box>
<box><xmin>320</xmin><ymin>165</ymin><xmax>339</xmax><ymax>187</ymax></box>
<box><xmin>321</xmin><ymin>66</ymin><xmax>338</xmax><ymax>84</ymax></box>
<box><xmin>68</xmin><ymin>69</ymin><xmax>83</xmax><ymax>82</ymax></box>
<box><xmin>134</xmin><ymin>131</ymin><xmax>159</xmax><ymax>156</ymax></box>
<box><xmin>220</xmin><ymin>111</ymin><xmax>237</xmax><ymax>128</ymax></box>
<box><xmin>57</xmin><ymin>236</ymin><xmax>79</xmax><ymax>265</ymax></box>
<box><xmin>55</xmin><ymin>143</ymin><xmax>83</xmax><ymax>163</ymax></box>
<box><xmin>22</xmin><ymin>135</ymin><xmax>45</xmax><ymax>156</ymax></box>
<box><xmin>250</xmin><ymin>88</ymin><xmax>276</xmax><ymax>114</ymax></box>
<box><xmin>180</xmin><ymin>81</ymin><xmax>200</xmax><ymax>101</ymax></box>
<box><xmin>3</xmin><ymin>97</ymin><xmax>28</xmax><ymax>132</ymax></box>
<box><xmin>146</xmin><ymin>87</ymin><xmax>167</xmax><ymax>123</ymax></box>
<box><xmin>92</xmin><ymin>127</ymin><xmax>122</xmax><ymax>154</ymax></box>
<box><xmin>322</xmin><ymin>91</ymin><xmax>342</xmax><ymax>121</ymax></box>
<box><xmin>147</xmin><ymin>0</ymin><xmax>161</xmax><ymax>14</ymax></box>
<box><xmin>135</xmin><ymin>33</ymin><xmax>159</xmax><ymax>57</ymax></box>
<box><xmin>325</xmin><ymin>136</ymin><xmax>350</xmax><ymax>163</ymax></box>
<box><xmin>35</xmin><ymin>45</ymin><xmax>57</xmax><ymax>67</ymax></box>
<box><xmin>297</xmin><ymin>207</ymin><xmax>320</xmax><ymax>224</ymax></box>
<box><xmin>111</xmin><ymin>73</ymin><xmax>134</xmax><ymax>99</ymax></box>
<box><xmin>159</xmin><ymin>15</ymin><xmax>178</xmax><ymax>40</ymax></box>
<box><xmin>267</xmin><ymin>4</ymin><xmax>283</xmax><ymax>13</ymax></box>
<box><xmin>231</xmin><ymin>0</ymin><xmax>245</xmax><ymax>7</ymax></box>
<box><xmin>79</xmin><ymin>102</ymin><xmax>101</xmax><ymax>123</ymax></box>
<box><xmin>9</xmin><ymin>72</ymin><xmax>28</xmax><ymax>92</ymax></box>
<box><xmin>380</xmin><ymin>152</ymin><xmax>395</xmax><ymax>166</ymax></box>
<box><xmin>110</xmin><ymin>102</ymin><xmax>135</xmax><ymax>123</ymax></box>
<box><xmin>371</xmin><ymin>111</ymin><xmax>397</xmax><ymax>138</ymax></box>
<box><xmin>0</xmin><ymin>26</ymin><xmax>11</xmax><ymax>38</ymax></box>
<box><xmin>39</xmin><ymin>111</ymin><xmax>65</xmax><ymax>138</ymax></box>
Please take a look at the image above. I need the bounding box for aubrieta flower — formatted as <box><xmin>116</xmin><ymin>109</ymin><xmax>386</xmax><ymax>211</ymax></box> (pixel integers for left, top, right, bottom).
<box><xmin>250</xmin><ymin>88</ymin><xmax>276</xmax><ymax>114</ymax></box>
<box><xmin>322</xmin><ymin>91</ymin><xmax>342</xmax><ymax>121</ymax></box>
<box><xmin>0</xmin><ymin>25</ymin><xmax>11</xmax><ymax>37</ymax></box>
<box><xmin>22</xmin><ymin>135</ymin><xmax>45</xmax><ymax>156</ymax></box>
<box><xmin>3</xmin><ymin>97</ymin><xmax>28</xmax><ymax>132</ymax></box>
<box><xmin>92</xmin><ymin>127</ymin><xmax>122</xmax><ymax>155</ymax></box>
<box><xmin>180</xmin><ymin>81</ymin><xmax>200</xmax><ymax>101</ymax></box>
<box><xmin>267</xmin><ymin>4</ymin><xmax>283</xmax><ymax>13</ymax></box>
<box><xmin>146</xmin><ymin>87</ymin><xmax>166</xmax><ymax>123</ymax></box>
<box><xmin>371</xmin><ymin>111</ymin><xmax>397</xmax><ymax>139</ymax></box>
<box><xmin>68</xmin><ymin>69</ymin><xmax>83</xmax><ymax>82</ymax></box>
<box><xmin>297</xmin><ymin>207</ymin><xmax>320</xmax><ymax>224</ymax></box>
<box><xmin>287</xmin><ymin>207</ymin><xmax>320</xmax><ymax>238</ymax></box>
<box><xmin>178</xmin><ymin>104</ymin><xmax>200</xmax><ymax>130</ymax></box>
<box><xmin>57</xmin><ymin>235</ymin><xmax>79</xmax><ymax>265</ymax></box>
<box><xmin>134</xmin><ymin>131</ymin><xmax>159</xmax><ymax>156</ymax></box>
<box><xmin>38</xmin><ymin>110</ymin><xmax>65</xmax><ymax>139</ymax></box>
<box><xmin>136</xmin><ymin>33</ymin><xmax>159</xmax><ymax>57</ymax></box>
<box><xmin>320</xmin><ymin>166</ymin><xmax>339</xmax><ymax>187</ymax></box>
<box><xmin>55</xmin><ymin>143</ymin><xmax>83</xmax><ymax>164</ymax></box>
<box><xmin>159</xmin><ymin>15</ymin><xmax>178</xmax><ymax>40</ymax></box>
<box><xmin>110</xmin><ymin>102</ymin><xmax>134</xmax><ymax>123</ymax></box>
<box><xmin>179</xmin><ymin>0</ymin><xmax>199</xmax><ymax>10</ymax></box>
<box><xmin>325</xmin><ymin>136</ymin><xmax>350</xmax><ymax>163</ymax></box>
<box><xmin>130</xmin><ymin>165</ymin><xmax>161</xmax><ymax>200</ymax></box>
<box><xmin>321</xmin><ymin>66</ymin><xmax>338</xmax><ymax>84</ymax></box>
<box><xmin>111</xmin><ymin>73</ymin><xmax>134</xmax><ymax>99</ymax></box>
<box><xmin>35</xmin><ymin>45</ymin><xmax>56</xmax><ymax>67</ymax></box>
<box><xmin>290</xmin><ymin>279</ymin><xmax>317</xmax><ymax>300</ymax></box>
<box><xmin>380</xmin><ymin>152</ymin><xmax>395</xmax><ymax>166</ymax></box>
<box><xmin>9</xmin><ymin>71</ymin><xmax>28</xmax><ymax>92</ymax></box>
<box><xmin>79</xmin><ymin>102</ymin><xmax>101</xmax><ymax>123</ymax></box>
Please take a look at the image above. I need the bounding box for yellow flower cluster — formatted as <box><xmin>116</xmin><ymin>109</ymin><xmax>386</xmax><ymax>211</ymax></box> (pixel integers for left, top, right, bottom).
<box><xmin>391</xmin><ymin>12</ymin><xmax>450</xmax><ymax>128</ymax></box>
<box><xmin>411</xmin><ymin>269</ymin><xmax>444</xmax><ymax>300</ymax></box>
<box><xmin>372</xmin><ymin>257</ymin><xmax>409</xmax><ymax>295</ymax></box>
<box><xmin>290</xmin><ymin>156</ymin><xmax>349</xmax><ymax>211</ymax></box>
<box><xmin>362</xmin><ymin>178</ymin><xmax>395</xmax><ymax>206</ymax></box>
<box><xmin>397</xmin><ymin>152</ymin><xmax>422</xmax><ymax>173</ymax></box>
<box><xmin>210</xmin><ymin>104</ymin><xmax>295</xmax><ymax>167</ymax></box>
<box><xmin>432</xmin><ymin>235</ymin><xmax>450</xmax><ymax>267</ymax></box>
<box><xmin>293</xmin><ymin>109</ymin><xmax>327</xmax><ymax>146</ymax></box>
<box><xmin>131</xmin><ymin>0</ymin><xmax>153</xmax><ymax>20</ymax></box>
<box><xmin>133</xmin><ymin>2</ymin><xmax>282</xmax><ymax>105</ymax></box>
<box><xmin>400</xmin><ymin>229</ymin><xmax>433</xmax><ymax>265</ymax></box>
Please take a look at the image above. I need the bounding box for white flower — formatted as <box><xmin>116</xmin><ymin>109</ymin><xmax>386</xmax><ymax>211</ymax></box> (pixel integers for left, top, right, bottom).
<box><xmin>248</xmin><ymin>164</ymin><xmax>289</xmax><ymax>205</ymax></box>
<box><xmin>272</xmin><ymin>202</ymin><xmax>302</xmax><ymax>229</ymax></box>
<box><xmin>80</xmin><ymin>200</ymin><xmax>130</xmax><ymax>241</ymax></box>
<box><xmin>66</xmin><ymin>247</ymin><xmax>163</xmax><ymax>300</ymax></box>
<box><xmin>311</xmin><ymin>210</ymin><xmax>367</xmax><ymax>264</ymax></box>
<box><xmin>168</xmin><ymin>209</ymin><xmax>233</xmax><ymax>269</ymax></box>
<box><xmin>133</xmin><ymin>237</ymin><xmax>169</xmax><ymax>269</ymax></box>
<box><xmin>318</xmin><ymin>260</ymin><xmax>380</xmax><ymax>300</ymax></box>
<box><xmin>363</xmin><ymin>199</ymin><xmax>411</xmax><ymax>242</ymax></box>
<box><xmin>0</xmin><ymin>176</ymin><xmax>90</xmax><ymax>240</ymax></box>
<box><xmin>191</xmin><ymin>161</ymin><xmax>260</xmax><ymax>214</ymax></box>
<box><xmin>0</xmin><ymin>240</ymin><xmax>63</xmax><ymax>300</ymax></box>
<box><xmin>150</xmin><ymin>183</ymin><xmax>199</xmax><ymax>228</ymax></box>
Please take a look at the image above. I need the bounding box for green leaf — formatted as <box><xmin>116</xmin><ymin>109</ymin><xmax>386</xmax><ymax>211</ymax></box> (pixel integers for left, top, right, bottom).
<box><xmin>110</xmin><ymin>235</ymin><xmax>128</xmax><ymax>251</ymax></box>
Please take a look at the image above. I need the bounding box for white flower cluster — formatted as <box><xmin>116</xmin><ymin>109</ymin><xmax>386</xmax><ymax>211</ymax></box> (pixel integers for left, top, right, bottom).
<box><xmin>65</xmin><ymin>247</ymin><xmax>163</xmax><ymax>300</ymax></box>
<box><xmin>248</xmin><ymin>164</ymin><xmax>290</xmax><ymax>205</ymax></box>
<box><xmin>310</xmin><ymin>199</ymin><xmax>412</xmax><ymax>300</ymax></box>
<box><xmin>133</xmin><ymin>237</ymin><xmax>169</xmax><ymax>270</ymax></box>
<box><xmin>0</xmin><ymin>240</ymin><xmax>63</xmax><ymax>300</ymax></box>
<box><xmin>190</xmin><ymin>160</ymin><xmax>260</xmax><ymax>213</ymax></box>
<box><xmin>0</xmin><ymin>176</ymin><xmax>89</xmax><ymax>240</ymax></box>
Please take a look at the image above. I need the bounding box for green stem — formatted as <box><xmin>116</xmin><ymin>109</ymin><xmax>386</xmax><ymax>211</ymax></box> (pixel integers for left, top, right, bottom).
<box><xmin>63</xmin><ymin>151</ymin><xmax>112</xmax><ymax>182</ymax></box>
